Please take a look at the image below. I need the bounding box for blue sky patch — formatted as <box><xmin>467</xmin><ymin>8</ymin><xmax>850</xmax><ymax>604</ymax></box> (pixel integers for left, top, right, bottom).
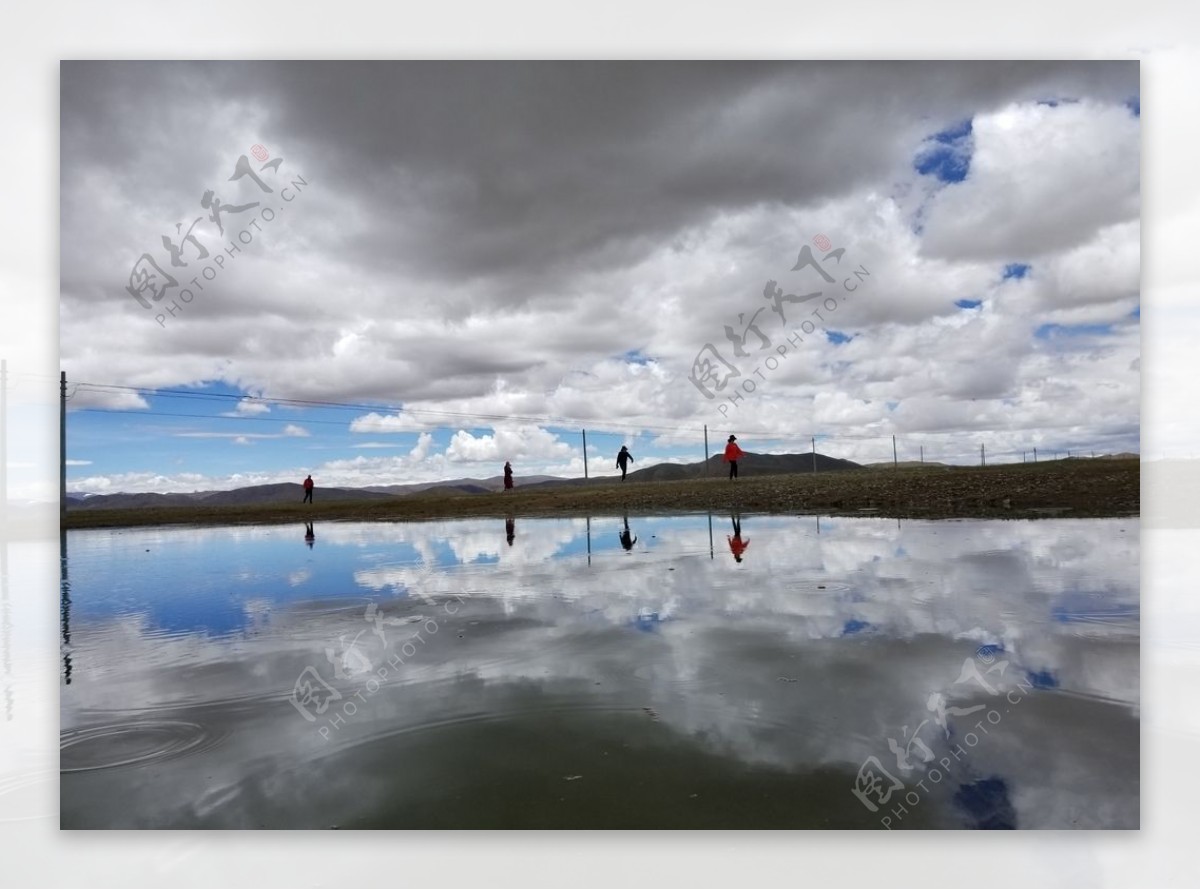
<box><xmin>1035</xmin><ymin>323</ymin><xmax>1114</xmax><ymax>340</ymax></box>
<box><xmin>826</xmin><ymin>330</ymin><xmax>853</xmax><ymax>345</ymax></box>
<box><xmin>1026</xmin><ymin>670</ymin><xmax>1059</xmax><ymax>689</ymax></box>
<box><xmin>914</xmin><ymin>118</ymin><xmax>973</xmax><ymax>183</ymax></box>
<box><xmin>1002</xmin><ymin>263</ymin><xmax>1030</xmax><ymax>280</ymax></box>
<box><xmin>955</xmin><ymin>298</ymin><xmax>982</xmax><ymax>310</ymax></box>
<box><xmin>1126</xmin><ymin>96</ymin><xmax>1140</xmax><ymax>117</ymax></box>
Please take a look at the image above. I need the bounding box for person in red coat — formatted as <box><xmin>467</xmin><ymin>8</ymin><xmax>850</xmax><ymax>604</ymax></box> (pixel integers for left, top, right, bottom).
<box><xmin>302</xmin><ymin>474</ymin><xmax>314</xmax><ymax>503</ymax></box>
<box><xmin>723</xmin><ymin>435</ymin><xmax>745</xmax><ymax>480</ymax></box>
<box><xmin>727</xmin><ymin>513</ymin><xmax>749</xmax><ymax>562</ymax></box>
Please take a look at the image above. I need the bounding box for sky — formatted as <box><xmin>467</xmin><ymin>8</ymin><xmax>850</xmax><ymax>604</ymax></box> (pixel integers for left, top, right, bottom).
<box><xmin>59</xmin><ymin>61</ymin><xmax>1141</xmax><ymax>494</ymax></box>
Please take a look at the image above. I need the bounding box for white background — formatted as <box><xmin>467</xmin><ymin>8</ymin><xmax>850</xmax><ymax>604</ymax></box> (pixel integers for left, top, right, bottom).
<box><xmin>1</xmin><ymin>1</ymin><xmax>1194</xmax><ymax>886</ymax></box>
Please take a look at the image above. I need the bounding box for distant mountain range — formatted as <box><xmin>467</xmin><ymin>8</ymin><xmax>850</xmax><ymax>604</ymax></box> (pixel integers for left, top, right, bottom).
<box><xmin>66</xmin><ymin>451</ymin><xmax>861</xmax><ymax>510</ymax></box>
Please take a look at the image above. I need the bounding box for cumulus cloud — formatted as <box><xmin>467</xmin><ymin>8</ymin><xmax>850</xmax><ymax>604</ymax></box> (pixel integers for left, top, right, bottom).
<box><xmin>920</xmin><ymin>100</ymin><xmax>1140</xmax><ymax>261</ymax></box>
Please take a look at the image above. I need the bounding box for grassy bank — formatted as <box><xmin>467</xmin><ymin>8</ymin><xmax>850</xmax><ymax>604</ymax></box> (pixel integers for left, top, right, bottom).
<box><xmin>64</xmin><ymin>458</ymin><xmax>1140</xmax><ymax>529</ymax></box>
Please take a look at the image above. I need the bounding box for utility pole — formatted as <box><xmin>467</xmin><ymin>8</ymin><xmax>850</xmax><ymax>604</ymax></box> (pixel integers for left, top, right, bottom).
<box><xmin>581</xmin><ymin>429</ymin><xmax>588</xmax><ymax>479</ymax></box>
<box><xmin>980</xmin><ymin>443</ymin><xmax>985</xmax><ymax>466</ymax></box>
<box><xmin>60</xmin><ymin>371</ymin><xmax>67</xmax><ymax>526</ymax></box>
<box><xmin>812</xmin><ymin>436</ymin><xmax>817</xmax><ymax>474</ymax></box>
<box><xmin>920</xmin><ymin>445</ymin><xmax>923</xmax><ymax>464</ymax></box>
<box><xmin>893</xmin><ymin>434</ymin><xmax>898</xmax><ymax>468</ymax></box>
<box><xmin>1033</xmin><ymin>447</ymin><xmax>1037</xmax><ymax>463</ymax></box>
<box><xmin>704</xmin><ymin>424</ymin><xmax>709</xmax><ymax>476</ymax></box>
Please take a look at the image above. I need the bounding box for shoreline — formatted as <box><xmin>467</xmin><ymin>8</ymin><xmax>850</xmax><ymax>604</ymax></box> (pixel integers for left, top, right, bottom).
<box><xmin>64</xmin><ymin>458</ymin><xmax>1140</xmax><ymax>529</ymax></box>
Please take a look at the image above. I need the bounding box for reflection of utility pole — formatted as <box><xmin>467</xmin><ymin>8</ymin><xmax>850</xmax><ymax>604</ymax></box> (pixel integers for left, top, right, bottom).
<box><xmin>585</xmin><ymin>516</ymin><xmax>591</xmax><ymax>567</ymax></box>
<box><xmin>60</xmin><ymin>526</ymin><xmax>71</xmax><ymax>686</ymax></box>
<box><xmin>707</xmin><ymin>512</ymin><xmax>714</xmax><ymax>559</ymax></box>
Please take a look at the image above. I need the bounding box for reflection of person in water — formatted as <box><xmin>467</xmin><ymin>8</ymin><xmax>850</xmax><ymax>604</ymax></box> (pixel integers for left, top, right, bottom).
<box><xmin>304</xmin><ymin>521</ymin><xmax>315</xmax><ymax>549</ymax></box>
<box><xmin>619</xmin><ymin>514</ymin><xmax>638</xmax><ymax>551</ymax></box>
<box><xmin>505</xmin><ymin>516</ymin><xmax>515</xmax><ymax>546</ymax></box>
<box><xmin>727</xmin><ymin>513</ymin><xmax>749</xmax><ymax>562</ymax></box>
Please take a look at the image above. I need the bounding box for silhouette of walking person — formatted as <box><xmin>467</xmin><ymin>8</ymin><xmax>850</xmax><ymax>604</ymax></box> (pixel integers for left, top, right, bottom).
<box><xmin>724</xmin><ymin>435</ymin><xmax>745</xmax><ymax>480</ymax></box>
<box><xmin>304</xmin><ymin>521</ymin><xmax>315</xmax><ymax>549</ymax></box>
<box><xmin>302</xmin><ymin>474</ymin><xmax>314</xmax><ymax>503</ymax></box>
<box><xmin>503</xmin><ymin>461</ymin><xmax>514</xmax><ymax>491</ymax></box>
<box><xmin>616</xmin><ymin>445</ymin><xmax>634</xmax><ymax>481</ymax></box>
<box><xmin>728</xmin><ymin>513</ymin><xmax>749</xmax><ymax>562</ymax></box>
<box><xmin>619</xmin><ymin>514</ymin><xmax>638</xmax><ymax>551</ymax></box>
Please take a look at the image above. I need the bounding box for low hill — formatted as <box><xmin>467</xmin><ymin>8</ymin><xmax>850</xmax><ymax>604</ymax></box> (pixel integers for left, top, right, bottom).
<box><xmin>627</xmin><ymin>451</ymin><xmax>861</xmax><ymax>482</ymax></box>
<box><xmin>364</xmin><ymin>474</ymin><xmax>564</xmax><ymax>495</ymax></box>
<box><xmin>66</xmin><ymin>454</ymin><xmax>860</xmax><ymax>510</ymax></box>
<box><xmin>517</xmin><ymin>451</ymin><xmax>861</xmax><ymax>488</ymax></box>
<box><xmin>72</xmin><ymin>483</ymin><xmax>397</xmax><ymax>511</ymax></box>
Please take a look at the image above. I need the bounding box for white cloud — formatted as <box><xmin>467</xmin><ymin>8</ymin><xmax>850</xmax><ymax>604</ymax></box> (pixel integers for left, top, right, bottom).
<box><xmin>920</xmin><ymin>100</ymin><xmax>1140</xmax><ymax>261</ymax></box>
<box><xmin>222</xmin><ymin>398</ymin><xmax>271</xmax><ymax>417</ymax></box>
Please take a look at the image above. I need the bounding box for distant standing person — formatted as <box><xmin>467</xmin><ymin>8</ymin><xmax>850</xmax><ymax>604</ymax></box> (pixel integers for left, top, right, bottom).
<box><xmin>302</xmin><ymin>474</ymin><xmax>314</xmax><ymax>503</ymax></box>
<box><xmin>724</xmin><ymin>435</ymin><xmax>745</xmax><ymax>480</ymax></box>
<box><xmin>616</xmin><ymin>445</ymin><xmax>634</xmax><ymax>481</ymax></box>
<box><xmin>503</xmin><ymin>461</ymin><xmax>514</xmax><ymax>491</ymax></box>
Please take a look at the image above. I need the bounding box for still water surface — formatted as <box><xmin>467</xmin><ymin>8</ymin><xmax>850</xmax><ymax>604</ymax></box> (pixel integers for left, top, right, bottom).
<box><xmin>60</xmin><ymin>514</ymin><xmax>1139</xmax><ymax>828</ymax></box>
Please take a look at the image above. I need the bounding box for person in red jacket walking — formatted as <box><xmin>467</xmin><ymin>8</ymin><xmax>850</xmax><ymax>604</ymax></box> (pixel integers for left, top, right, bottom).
<box><xmin>723</xmin><ymin>435</ymin><xmax>745</xmax><ymax>480</ymax></box>
<box><xmin>302</xmin><ymin>474</ymin><xmax>314</xmax><ymax>503</ymax></box>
